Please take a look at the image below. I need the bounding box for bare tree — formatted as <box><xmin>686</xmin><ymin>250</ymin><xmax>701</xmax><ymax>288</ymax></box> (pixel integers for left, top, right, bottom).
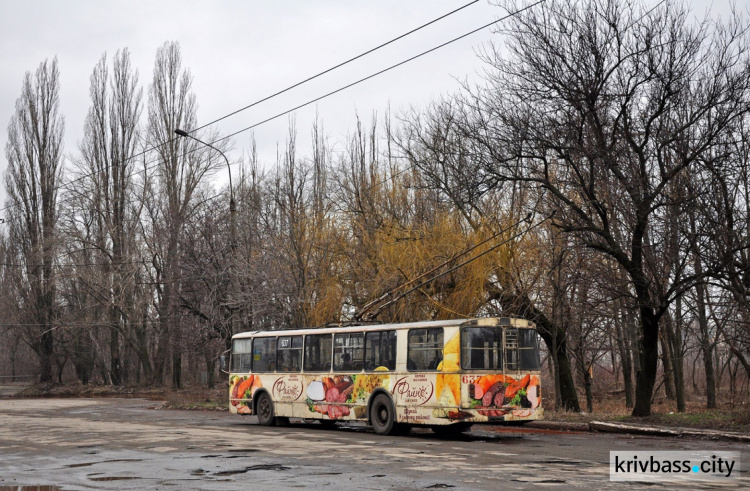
<box><xmin>68</xmin><ymin>49</ymin><xmax>143</xmax><ymax>385</ymax></box>
<box><xmin>145</xmin><ymin>41</ymin><xmax>220</xmax><ymax>388</ymax></box>
<box><xmin>4</xmin><ymin>58</ymin><xmax>65</xmax><ymax>383</ymax></box>
<box><xmin>465</xmin><ymin>0</ymin><xmax>750</xmax><ymax>416</ymax></box>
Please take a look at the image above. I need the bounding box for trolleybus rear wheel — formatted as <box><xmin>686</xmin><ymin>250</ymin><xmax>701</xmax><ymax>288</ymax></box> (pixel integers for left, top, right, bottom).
<box><xmin>370</xmin><ymin>394</ymin><xmax>395</xmax><ymax>435</ymax></box>
<box><xmin>256</xmin><ymin>392</ymin><xmax>275</xmax><ymax>426</ymax></box>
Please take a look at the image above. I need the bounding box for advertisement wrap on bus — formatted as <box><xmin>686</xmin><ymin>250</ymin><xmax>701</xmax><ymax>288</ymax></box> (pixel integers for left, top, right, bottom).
<box><xmin>228</xmin><ymin>317</ymin><xmax>542</xmax><ymax>435</ymax></box>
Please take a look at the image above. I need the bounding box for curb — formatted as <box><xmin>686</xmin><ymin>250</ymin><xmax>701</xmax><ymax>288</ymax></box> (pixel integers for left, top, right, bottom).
<box><xmin>588</xmin><ymin>421</ymin><xmax>750</xmax><ymax>443</ymax></box>
<box><xmin>526</xmin><ymin>420</ymin><xmax>590</xmax><ymax>432</ymax></box>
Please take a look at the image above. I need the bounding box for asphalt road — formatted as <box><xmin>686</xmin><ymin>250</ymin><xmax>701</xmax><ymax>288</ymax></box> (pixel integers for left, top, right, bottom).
<box><xmin>0</xmin><ymin>398</ymin><xmax>746</xmax><ymax>490</ymax></box>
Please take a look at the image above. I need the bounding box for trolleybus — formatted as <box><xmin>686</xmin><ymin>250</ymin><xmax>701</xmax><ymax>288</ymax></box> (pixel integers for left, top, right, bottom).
<box><xmin>228</xmin><ymin>317</ymin><xmax>542</xmax><ymax>435</ymax></box>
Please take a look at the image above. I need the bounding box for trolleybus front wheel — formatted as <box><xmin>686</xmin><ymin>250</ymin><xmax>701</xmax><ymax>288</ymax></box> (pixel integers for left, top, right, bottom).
<box><xmin>370</xmin><ymin>394</ymin><xmax>395</xmax><ymax>435</ymax></box>
<box><xmin>256</xmin><ymin>392</ymin><xmax>276</xmax><ymax>426</ymax></box>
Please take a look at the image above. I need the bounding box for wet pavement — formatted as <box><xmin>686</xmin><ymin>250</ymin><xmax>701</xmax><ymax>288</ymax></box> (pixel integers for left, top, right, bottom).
<box><xmin>0</xmin><ymin>398</ymin><xmax>746</xmax><ymax>490</ymax></box>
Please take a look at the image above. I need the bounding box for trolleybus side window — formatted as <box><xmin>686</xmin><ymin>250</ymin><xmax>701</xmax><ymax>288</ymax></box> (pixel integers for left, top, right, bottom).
<box><xmin>519</xmin><ymin>329</ymin><xmax>541</xmax><ymax>370</ymax></box>
<box><xmin>333</xmin><ymin>332</ymin><xmax>364</xmax><ymax>371</ymax></box>
<box><xmin>304</xmin><ymin>334</ymin><xmax>332</xmax><ymax>372</ymax></box>
<box><xmin>407</xmin><ymin>328</ymin><xmax>444</xmax><ymax>371</ymax></box>
<box><xmin>277</xmin><ymin>336</ymin><xmax>303</xmax><ymax>372</ymax></box>
<box><xmin>252</xmin><ymin>337</ymin><xmax>277</xmax><ymax>372</ymax></box>
<box><xmin>364</xmin><ymin>330</ymin><xmax>396</xmax><ymax>371</ymax></box>
<box><xmin>232</xmin><ymin>339</ymin><xmax>253</xmax><ymax>373</ymax></box>
<box><xmin>461</xmin><ymin>327</ymin><xmax>503</xmax><ymax>370</ymax></box>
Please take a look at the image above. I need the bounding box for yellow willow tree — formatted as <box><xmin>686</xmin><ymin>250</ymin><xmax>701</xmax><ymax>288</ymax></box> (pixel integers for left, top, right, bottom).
<box><xmin>332</xmin><ymin>116</ymin><xmax>522</xmax><ymax>322</ymax></box>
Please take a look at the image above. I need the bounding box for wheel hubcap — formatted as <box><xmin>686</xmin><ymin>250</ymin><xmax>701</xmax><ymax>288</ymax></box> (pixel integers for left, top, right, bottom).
<box><xmin>377</xmin><ymin>406</ymin><xmax>387</xmax><ymax>424</ymax></box>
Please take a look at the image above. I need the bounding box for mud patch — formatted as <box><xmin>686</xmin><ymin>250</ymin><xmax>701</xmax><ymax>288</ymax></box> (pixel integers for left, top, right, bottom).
<box><xmin>426</xmin><ymin>485</ymin><xmax>455</xmax><ymax>489</ymax></box>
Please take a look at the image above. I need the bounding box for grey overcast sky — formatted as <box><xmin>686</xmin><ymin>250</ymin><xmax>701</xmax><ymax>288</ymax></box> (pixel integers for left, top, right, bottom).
<box><xmin>0</xmin><ymin>1</ymin><xmax>737</xmax><ymax>219</ymax></box>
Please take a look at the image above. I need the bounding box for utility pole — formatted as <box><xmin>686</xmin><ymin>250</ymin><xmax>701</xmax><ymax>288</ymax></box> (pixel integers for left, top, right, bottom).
<box><xmin>174</xmin><ymin>129</ymin><xmax>238</xmax><ymax>339</ymax></box>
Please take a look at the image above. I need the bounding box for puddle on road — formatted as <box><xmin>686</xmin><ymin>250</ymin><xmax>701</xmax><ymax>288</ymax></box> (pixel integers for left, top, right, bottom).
<box><xmin>536</xmin><ymin>459</ymin><xmax>583</xmax><ymax>465</ymax></box>
<box><xmin>512</xmin><ymin>477</ymin><xmax>567</xmax><ymax>484</ymax></box>
<box><xmin>88</xmin><ymin>476</ymin><xmax>140</xmax><ymax>482</ymax></box>
<box><xmin>65</xmin><ymin>458</ymin><xmax>144</xmax><ymax>468</ymax></box>
<box><xmin>214</xmin><ymin>464</ymin><xmax>290</xmax><ymax>476</ymax></box>
<box><xmin>228</xmin><ymin>448</ymin><xmax>260</xmax><ymax>453</ymax></box>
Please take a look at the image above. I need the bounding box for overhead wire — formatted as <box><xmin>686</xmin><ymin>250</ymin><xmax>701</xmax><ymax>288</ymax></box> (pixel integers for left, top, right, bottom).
<box><xmin>0</xmin><ymin>0</ymin><xmax>481</xmax><ymax>220</ymax></box>
<box><xmin>197</xmin><ymin>0</ymin><xmax>547</xmax><ymax>146</ymax></box>
<box><xmin>68</xmin><ymin>0</ymin><xmax>544</xmax><ymax>221</ymax></box>
<box><xmin>189</xmin><ymin>0</ymin><xmax>481</xmax><ymax>134</ymax></box>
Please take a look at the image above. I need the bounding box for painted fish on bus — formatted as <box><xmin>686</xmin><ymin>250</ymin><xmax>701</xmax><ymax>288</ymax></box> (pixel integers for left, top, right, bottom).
<box><xmin>229</xmin><ymin>374</ymin><xmax>263</xmax><ymax>414</ymax></box>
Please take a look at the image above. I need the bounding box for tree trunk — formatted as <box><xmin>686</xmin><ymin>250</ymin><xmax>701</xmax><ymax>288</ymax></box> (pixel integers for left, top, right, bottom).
<box><xmin>663</xmin><ymin>311</ymin><xmax>686</xmax><ymax>412</ymax></box>
<box><xmin>584</xmin><ymin>367</ymin><xmax>593</xmax><ymax>413</ymax></box>
<box><xmin>615</xmin><ymin>305</ymin><xmax>634</xmax><ymax>408</ymax></box>
<box><xmin>537</xmin><ymin>322</ymin><xmax>580</xmax><ymax>412</ymax></box>
<box><xmin>695</xmin><ymin>283</ymin><xmax>716</xmax><ymax>408</ymax></box>
<box><xmin>632</xmin><ymin>308</ymin><xmax>659</xmax><ymax>417</ymax></box>
<box><xmin>660</xmin><ymin>330</ymin><xmax>676</xmax><ymax>400</ymax></box>
<box><xmin>39</xmin><ymin>329</ymin><xmax>54</xmax><ymax>383</ymax></box>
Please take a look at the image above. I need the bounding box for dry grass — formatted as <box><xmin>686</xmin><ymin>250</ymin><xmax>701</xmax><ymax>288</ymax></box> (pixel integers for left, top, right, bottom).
<box><xmin>12</xmin><ymin>382</ymin><xmax>165</xmax><ymax>399</ymax></box>
<box><xmin>163</xmin><ymin>386</ymin><xmax>228</xmax><ymax>411</ymax></box>
<box><xmin>10</xmin><ymin>381</ymin><xmax>230</xmax><ymax>411</ymax></box>
<box><xmin>544</xmin><ymin>394</ymin><xmax>750</xmax><ymax>433</ymax></box>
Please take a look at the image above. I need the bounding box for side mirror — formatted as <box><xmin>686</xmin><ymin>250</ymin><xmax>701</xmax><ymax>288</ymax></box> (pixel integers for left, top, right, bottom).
<box><xmin>220</xmin><ymin>349</ymin><xmax>230</xmax><ymax>375</ymax></box>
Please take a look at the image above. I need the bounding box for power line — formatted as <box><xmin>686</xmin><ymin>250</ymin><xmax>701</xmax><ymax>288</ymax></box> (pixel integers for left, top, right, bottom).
<box><xmin>190</xmin><ymin>0</ymin><xmax>481</xmax><ymax>134</ymax></box>
<box><xmin>69</xmin><ymin>0</ymin><xmax>544</xmax><ymax>220</ymax></box>
<box><xmin>0</xmin><ymin>1</ymin><xmax>481</xmax><ymax>220</ymax></box>
<box><xmin>202</xmin><ymin>0</ymin><xmax>547</xmax><ymax>147</ymax></box>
